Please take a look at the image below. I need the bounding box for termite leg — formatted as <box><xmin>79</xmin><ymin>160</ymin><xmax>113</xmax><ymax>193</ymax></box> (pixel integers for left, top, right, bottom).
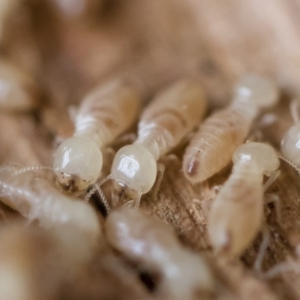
<box><xmin>151</xmin><ymin>163</ymin><xmax>165</xmax><ymax>199</ymax></box>
<box><xmin>123</xmin><ymin>200</ymin><xmax>135</xmax><ymax>208</ymax></box>
<box><xmin>203</xmin><ymin>185</ymin><xmax>222</xmax><ymax>202</ymax></box>
<box><xmin>263</xmin><ymin>259</ymin><xmax>300</xmax><ymax>279</ymax></box>
<box><xmin>264</xmin><ymin>170</ymin><xmax>281</xmax><ymax>192</ymax></box>
<box><xmin>68</xmin><ymin>105</ymin><xmax>78</xmax><ymax>124</ymax></box>
<box><xmin>264</xmin><ymin>193</ymin><xmax>282</xmax><ymax>227</ymax></box>
<box><xmin>200</xmin><ymin>185</ymin><xmax>222</xmax><ymax>218</ymax></box>
<box><xmin>254</xmin><ymin>225</ymin><xmax>270</xmax><ymax>276</ymax></box>
<box><xmin>85</xmin><ymin>175</ymin><xmax>112</xmax><ymax>213</ymax></box>
<box><xmin>134</xmin><ymin>192</ymin><xmax>142</xmax><ymax>209</ymax></box>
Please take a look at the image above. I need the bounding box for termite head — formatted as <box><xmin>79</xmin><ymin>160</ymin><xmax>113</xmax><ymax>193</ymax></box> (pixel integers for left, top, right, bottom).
<box><xmin>234</xmin><ymin>74</ymin><xmax>279</xmax><ymax>109</ymax></box>
<box><xmin>281</xmin><ymin>123</ymin><xmax>300</xmax><ymax>166</ymax></box>
<box><xmin>111</xmin><ymin>144</ymin><xmax>157</xmax><ymax>202</ymax></box>
<box><xmin>53</xmin><ymin>136</ymin><xmax>103</xmax><ymax>194</ymax></box>
<box><xmin>233</xmin><ymin>142</ymin><xmax>279</xmax><ymax>176</ymax></box>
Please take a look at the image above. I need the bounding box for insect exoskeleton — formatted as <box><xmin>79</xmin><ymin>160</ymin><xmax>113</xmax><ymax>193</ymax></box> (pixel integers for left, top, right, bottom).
<box><xmin>0</xmin><ymin>59</ymin><xmax>38</xmax><ymax>111</ymax></box>
<box><xmin>280</xmin><ymin>100</ymin><xmax>300</xmax><ymax>167</ymax></box>
<box><xmin>110</xmin><ymin>79</ymin><xmax>207</xmax><ymax>205</ymax></box>
<box><xmin>105</xmin><ymin>207</ymin><xmax>214</xmax><ymax>300</ymax></box>
<box><xmin>0</xmin><ymin>165</ymin><xmax>101</xmax><ymax>247</ymax></box>
<box><xmin>53</xmin><ymin>78</ymin><xmax>140</xmax><ymax>194</ymax></box>
<box><xmin>183</xmin><ymin>74</ymin><xmax>279</xmax><ymax>183</ymax></box>
<box><xmin>208</xmin><ymin>142</ymin><xmax>280</xmax><ymax>257</ymax></box>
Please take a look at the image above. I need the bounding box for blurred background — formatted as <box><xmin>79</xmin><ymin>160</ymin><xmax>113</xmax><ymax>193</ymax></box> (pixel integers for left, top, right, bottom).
<box><xmin>5</xmin><ymin>0</ymin><xmax>300</xmax><ymax>107</ymax></box>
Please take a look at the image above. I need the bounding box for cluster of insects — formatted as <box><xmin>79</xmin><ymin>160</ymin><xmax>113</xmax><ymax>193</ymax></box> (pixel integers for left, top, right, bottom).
<box><xmin>1</xmin><ymin>1</ymin><xmax>300</xmax><ymax>298</ymax></box>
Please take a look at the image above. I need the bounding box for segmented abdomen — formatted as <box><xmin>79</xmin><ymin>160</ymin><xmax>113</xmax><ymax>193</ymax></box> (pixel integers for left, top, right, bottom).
<box><xmin>183</xmin><ymin>104</ymin><xmax>254</xmax><ymax>183</ymax></box>
<box><xmin>208</xmin><ymin>162</ymin><xmax>264</xmax><ymax>256</ymax></box>
<box><xmin>135</xmin><ymin>80</ymin><xmax>207</xmax><ymax>159</ymax></box>
<box><xmin>74</xmin><ymin>79</ymin><xmax>140</xmax><ymax>147</ymax></box>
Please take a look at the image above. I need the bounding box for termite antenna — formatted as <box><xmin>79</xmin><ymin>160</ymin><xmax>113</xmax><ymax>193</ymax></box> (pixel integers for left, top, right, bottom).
<box><xmin>263</xmin><ymin>260</ymin><xmax>300</xmax><ymax>279</ymax></box>
<box><xmin>12</xmin><ymin>165</ymin><xmax>56</xmax><ymax>176</ymax></box>
<box><xmin>95</xmin><ymin>183</ymin><xmax>110</xmax><ymax>213</ymax></box>
<box><xmin>278</xmin><ymin>155</ymin><xmax>300</xmax><ymax>175</ymax></box>
<box><xmin>290</xmin><ymin>99</ymin><xmax>300</xmax><ymax>124</ymax></box>
<box><xmin>254</xmin><ymin>225</ymin><xmax>270</xmax><ymax>276</ymax></box>
<box><xmin>85</xmin><ymin>175</ymin><xmax>112</xmax><ymax>212</ymax></box>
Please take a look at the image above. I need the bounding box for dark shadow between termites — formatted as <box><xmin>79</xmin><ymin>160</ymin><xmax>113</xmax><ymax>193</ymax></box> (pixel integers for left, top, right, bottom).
<box><xmin>88</xmin><ymin>187</ymin><xmax>108</xmax><ymax>218</ymax></box>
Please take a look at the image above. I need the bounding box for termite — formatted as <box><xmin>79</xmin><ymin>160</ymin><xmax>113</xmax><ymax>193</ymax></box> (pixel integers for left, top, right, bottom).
<box><xmin>183</xmin><ymin>75</ymin><xmax>279</xmax><ymax>183</ymax></box>
<box><xmin>108</xmin><ymin>79</ymin><xmax>207</xmax><ymax>207</ymax></box>
<box><xmin>0</xmin><ymin>59</ymin><xmax>38</xmax><ymax>111</ymax></box>
<box><xmin>281</xmin><ymin>99</ymin><xmax>300</xmax><ymax>168</ymax></box>
<box><xmin>105</xmin><ymin>207</ymin><xmax>214</xmax><ymax>300</ymax></box>
<box><xmin>0</xmin><ymin>165</ymin><xmax>101</xmax><ymax>246</ymax></box>
<box><xmin>53</xmin><ymin>78</ymin><xmax>140</xmax><ymax>196</ymax></box>
<box><xmin>207</xmin><ymin>142</ymin><xmax>280</xmax><ymax>257</ymax></box>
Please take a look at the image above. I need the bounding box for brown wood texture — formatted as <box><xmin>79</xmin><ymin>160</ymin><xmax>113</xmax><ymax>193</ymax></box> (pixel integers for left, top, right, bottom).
<box><xmin>2</xmin><ymin>0</ymin><xmax>300</xmax><ymax>299</ymax></box>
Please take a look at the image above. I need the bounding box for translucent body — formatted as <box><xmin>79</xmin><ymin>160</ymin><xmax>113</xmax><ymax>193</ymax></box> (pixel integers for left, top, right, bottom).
<box><xmin>183</xmin><ymin>75</ymin><xmax>279</xmax><ymax>183</ymax></box>
<box><xmin>53</xmin><ymin>137</ymin><xmax>103</xmax><ymax>193</ymax></box>
<box><xmin>111</xmin><ymin>79</ymin><xmax>207</xmax><ymax>196</ymax></box>
<box><xmin>0</xmin><ymin>166</ymin><xmax>101</xmax><ymax>246</ymax></box>
<box><xmin>208</xmin><ymin>142</ymin><xmax>280</xmax><ymax>257</ymax></box>
<box><xmin>0</xmin><ymin>60</ymin><xmax>38</xmax><ymax>111</ymax></box>
<box><xmin>233</xmin><ymin>142</ymin><xmax>280</xmax><ymax>176</ymax></box>
<box><xmin>53</xmin><ymin>79</ymin><xmax>140</xmax><ymax>192</ymax></box>
<box><xmin>281</xmin><ymin>123</ymin><xmax>300</xmax><ymax>166</ymax></box>
<box><xmin>111</xmin><ymin>144</ymin><xmax>157</xmax><ymax>194</ymax></box>
<box><xmin>105</xmin><ymin>208</ymin><xmax>214</xmax><ymax>300</ymax></box>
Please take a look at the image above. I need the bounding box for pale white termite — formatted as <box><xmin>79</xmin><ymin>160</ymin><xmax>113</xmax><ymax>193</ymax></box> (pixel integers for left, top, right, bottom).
<box><xmin>281</xmin><ymin>99</ymin><xmax>300</xmax><ymax>168</ymax></box>
<box><xmin>183</xmin><ymin>75</ymin><xmax>279</xmax><ymax>183</ymax></box>
<box><xmin>109</xmin><ymin>79</ymin><xmax>207</xmax><ymax>206</ymax></box>
<box><xmin>53</xmin><ymin>78</ymin><xmax>140</xmax><ymax>195</ymax></box>
<box><xmin>0</xmin><ymin>59</ymin><xmax>38</xmax><ymax>111</ymax></box>
<box><xmin>0</xmin><ymin>165</ymin><xmax>101</xmax><ymax>247</ymax></box>
<box><xmin>105</xmin><ymin>207</ymin><xmax>214</xmax><ymax>300</ymax></box>
<box><xmin>208</xmin><ymin>142</ymin><xmax>280</xmax><ymax>257</ymax></box>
